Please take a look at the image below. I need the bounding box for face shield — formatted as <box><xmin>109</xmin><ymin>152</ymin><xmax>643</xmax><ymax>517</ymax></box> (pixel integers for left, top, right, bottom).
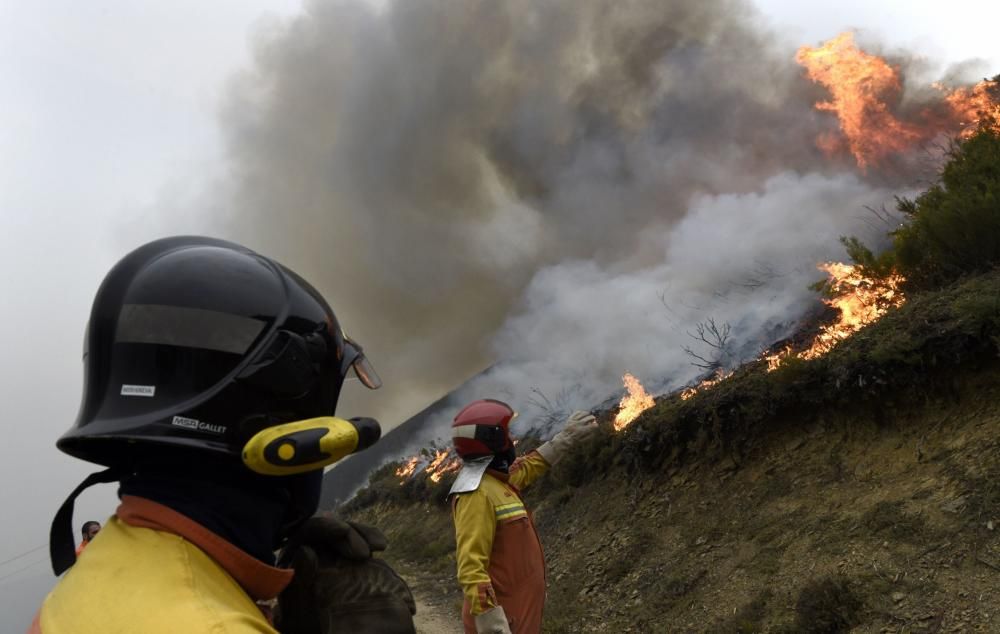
<box><xmin>341</xmin><ymin>337</ymin><xmax>382</xmax><ymax>390</ymax></box>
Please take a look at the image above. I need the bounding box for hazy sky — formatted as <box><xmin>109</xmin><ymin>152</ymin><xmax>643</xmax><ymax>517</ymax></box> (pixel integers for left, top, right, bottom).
<box><xmin>0</xmin><ymin>0</ymin><xmax>996</xmax><ymax>629</ymax></box>
<box><xmin>0</xmin><ymin>1</ymin><xmax>303</xmax><ymax>625</ymax></box>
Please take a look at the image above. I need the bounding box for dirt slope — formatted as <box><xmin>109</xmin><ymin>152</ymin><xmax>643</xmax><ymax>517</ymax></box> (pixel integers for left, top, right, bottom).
<box><xmin>346</xmin><ymin>270</ymin><xmax>1000</xmax><ymax>632</ymax></box>
<box><xmin>533</xmin><ymin>366</ymin><xmax>1000</xmax><ymax>632</ymax></box>
<box><xmin>353</xmin><ymin>361</ymin><xmax>1000</xmax><ymax>633</ymax></box>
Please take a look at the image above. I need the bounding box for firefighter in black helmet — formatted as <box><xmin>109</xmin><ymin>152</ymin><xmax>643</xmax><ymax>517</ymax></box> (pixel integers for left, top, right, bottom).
<box><xmin>31</xmin><ymin>236</ymin><xmax>409</xmax><ymax>634</ymax></box>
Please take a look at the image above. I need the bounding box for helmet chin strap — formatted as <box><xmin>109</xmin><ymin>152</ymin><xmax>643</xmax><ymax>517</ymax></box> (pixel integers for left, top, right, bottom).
<box><xmin>489</xmin><ymin>447</ymin><xmax>517</xmax><ymax>473</ymax></box>
<box><xmin>50</xmin><ymin>468</ymin><xmax>121</xmax><ymax>576</ymax></box>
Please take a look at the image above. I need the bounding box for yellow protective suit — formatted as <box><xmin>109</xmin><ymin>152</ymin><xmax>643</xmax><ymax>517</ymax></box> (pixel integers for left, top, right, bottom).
<box><xmin>452</xmin><ymin>451</ymin><xmax>550</xmax><ymax>633</ymax></box>
<box><xmin>30</xmin><ymin>496</ymin><xmax>291</xmax><ymax>634</ymax></box>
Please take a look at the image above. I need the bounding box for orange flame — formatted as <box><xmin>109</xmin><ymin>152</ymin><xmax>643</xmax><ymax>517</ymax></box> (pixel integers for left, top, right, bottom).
<box><xmin>768</xmin><ymin>262</ymin><xmax>904</xmax><ymax>371</ymax></box>
<box><xmin>796</xmin><ymin>32</ymin><xmax>920</xmax><ymax>169</ymax></box>
<box><xmin>765</xmin><ymin>345</ymin><xmax>793</xmax><ymax>372</ymax></box>
<box><xmin>945</xmin><ymin>80</ymin><xmax>1000</xmax><ymax>136</ymax></box>
<box><xmin>395</xmin><ymin>456</ymin><xmax>420</xmax><ymax>485</ymax></box>
<box><xmin>614</xmin><ymin>373</ymin><xmax>655</xmax><ymax>431</ymax></box>
<box><xmin>425</xmin><ymin>449</ymin><xmax>450</xmax><ymax>472</ymax></box>
<box><xmin>425</xmin><ymin>449</ymin><xmax>462</xmax><ymax>483</ymax></box>
<box><xmin>679</xmin><ymin>368</ymin><xmax>734</xmax><ymax>401</ymax></box>
<box><xmin>395</xmin><ymin>448</ymin><xmax>462</xmax><ymax>485</ymax></box>
<box><xmin>796</xmin><ymin>32</ymin><xmax>999</xmax><ymax>168</ymax></box>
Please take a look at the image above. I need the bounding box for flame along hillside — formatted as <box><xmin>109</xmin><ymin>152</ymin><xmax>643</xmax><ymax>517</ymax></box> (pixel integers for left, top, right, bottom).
<box><xmin>338</xmin><ymin>34</ymin><xmax>1000</xmax><ymax>630</ymax></box>
<box><xmin>384</xmin><ymin>31</ymin><xmax>1000</xmax><ymax>488</ymax></box>
<box><xmin>347</xmin><ymin>248</ymin><xmax>1000</xmax><ymax>630</ymax></box>
<box><xmin>390</xmin><ymin>260</ymin><xmax>907</xmax><ymax>487</ymax></box>
<box><xmin>346</xmin><ymin>221</ymin><xmax>1000</xmax><ymax>631</ymax></box>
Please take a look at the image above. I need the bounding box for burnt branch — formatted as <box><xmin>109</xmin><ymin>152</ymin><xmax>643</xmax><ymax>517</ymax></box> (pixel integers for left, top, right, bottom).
<box><xmin>683</xmin><ymin>318</ymin><xmax>733</xmax><ymax>371</ymax></box>
<box><xmin>691</xmin><ymin>319</ymin><xmax>731</xmax><ymax>350</ymax></box>
<box><xmin>681</xmin><ymin>345</ymin><xmax>720</xmax><ymax>371</ymax></box>
<box><xmin>736</xmin><ymin>262</ymin><xmax>782</xmax><ymax>291</ymax></box>
<box><xmin>863</xmin><ymin>203</ymin><xmax>904</xmax><ymax>230</ymax></box>
<box><xmin>526</xmin><ymin>385</ymin><xmax>582</xmax><ymax>432</ymax></box>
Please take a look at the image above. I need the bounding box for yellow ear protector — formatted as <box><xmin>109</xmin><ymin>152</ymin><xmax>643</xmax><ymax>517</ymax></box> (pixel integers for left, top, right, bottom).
<box><xmin>242</xmin><ymin>416</ymin><xmax>381</xmax><ymax>476</ymax></box>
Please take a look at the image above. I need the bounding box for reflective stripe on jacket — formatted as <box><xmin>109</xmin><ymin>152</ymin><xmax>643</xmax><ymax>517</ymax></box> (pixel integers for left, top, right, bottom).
<box><xmin>30</xmin><ymin>496</ymin><xmax>291</xmax><ymax>634</ymax></box>
<box><xmin>452</xmin><ymin>450</ymin><xmax>549</xmax><ymax>633</ymax></box>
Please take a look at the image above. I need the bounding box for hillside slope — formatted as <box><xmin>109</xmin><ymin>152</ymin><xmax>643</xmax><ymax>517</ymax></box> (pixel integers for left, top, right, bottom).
<box><xmin>341</xmin><ymin>269</ymin><xmax>1000</xmax><ymax>633</ymax></box>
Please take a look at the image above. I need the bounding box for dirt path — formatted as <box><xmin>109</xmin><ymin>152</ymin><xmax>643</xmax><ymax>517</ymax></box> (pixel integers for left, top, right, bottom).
<box><xmin>398</xmin><ymin>565</ymin><xmax>463</xmax><ymax>634</ymax></box>
<box><xmin>413</xmin><ymin>593</ymin><xmax>462</xmax><ymax>634</ymax></box>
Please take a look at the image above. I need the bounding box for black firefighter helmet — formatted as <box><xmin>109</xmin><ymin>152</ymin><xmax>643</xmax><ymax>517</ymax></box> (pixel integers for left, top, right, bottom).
<box><xmin>59</xmin><ymin>235</ymin><xmax>381</xmax><ymax>467</ymax></box>
<box><xmin>50</xmin><ymin>236</ymin><xmax>382</xmax><ymax>574</ymax></box>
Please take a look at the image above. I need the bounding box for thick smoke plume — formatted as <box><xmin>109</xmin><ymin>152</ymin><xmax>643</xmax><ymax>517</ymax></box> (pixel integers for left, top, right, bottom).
<box><xmin>213</xmin><ymin>0</ymin><xmax>976</xmax><ymax>439</ymax></box>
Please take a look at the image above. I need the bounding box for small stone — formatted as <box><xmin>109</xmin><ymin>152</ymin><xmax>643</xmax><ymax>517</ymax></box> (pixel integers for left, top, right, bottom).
<box><xmin>892</xmin><ymin>592</ymin><xmax>906</xmax><ymax>603</ymax></box>
<box><xmin>786</xmin><ymin>437</ymin><xmax>806</xmax><ymax>451</ymax></box>
<box><xmin>716</xmin><ymin>456</ymin><xmax>739</xmax><ymax>473</ymax></box>
<box><xmin>941</xmin><ymin>497</ymin><xmax>967</xmax><ymax>514</ymax></box>
<box><xmin>988</xmin><ymin>520</ymin><xmax>995</xmax><ymax>531</ymax></box>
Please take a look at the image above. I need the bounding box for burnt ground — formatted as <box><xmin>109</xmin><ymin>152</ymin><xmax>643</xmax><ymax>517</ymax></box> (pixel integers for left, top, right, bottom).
<box><xmin>352</xmin><ymin>363</ymin><xmax>1000</xmax><ymax>633</ymax></box>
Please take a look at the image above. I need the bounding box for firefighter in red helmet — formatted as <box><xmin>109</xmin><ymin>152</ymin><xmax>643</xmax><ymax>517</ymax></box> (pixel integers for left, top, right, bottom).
<box><xmin>449</xmin><ymin>399</ymin><xmax>597</xmax><ymax>633</ymax></box>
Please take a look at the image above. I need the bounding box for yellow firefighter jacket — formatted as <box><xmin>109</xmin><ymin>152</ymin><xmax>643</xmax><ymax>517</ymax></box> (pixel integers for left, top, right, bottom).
<box><xmin>30</xmin><ymin>496</ymin><xmax>292</xmax><ymax>634</ymax></box>
<box><xmin>452</xmin><ymin>450</ymin><xmax>550</xmax><ymax>633</ymax></box>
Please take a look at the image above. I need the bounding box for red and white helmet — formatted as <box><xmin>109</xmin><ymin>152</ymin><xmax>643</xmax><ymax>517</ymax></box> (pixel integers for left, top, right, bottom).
<box><xmin>451</xmin><ymin>399</ymin><xmax>517</xmax><ymax>459</ymax></box>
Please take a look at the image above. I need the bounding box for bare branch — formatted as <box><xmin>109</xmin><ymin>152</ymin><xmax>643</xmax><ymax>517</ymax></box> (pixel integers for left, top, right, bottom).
<box><xmin>734</xmin><ymin>261</ymin><xmax>782</xmax><ymax>292</ymax></box>
<box><xmin>863</xmin><ymin>203</ymin><xmax>904</xmax><ymax>230</ymax></box>
<box><xmin>689</xmin><ymin>318</ymin><xmax>731</xmax><ymax>351</ymax></box>
<box><xmin>682</xmin><ymin>318</ymin><xmax>733</xmax><ymax>371</ymax></box>
<box><xmin>682</xmin><ymin>345</ymin><xmax>720</xmax><ymax>371</ymax></box>
<box><xmin>525</xmin><ymin>384</ymin><xmax>583</xmax><ymax>431</ymax></box>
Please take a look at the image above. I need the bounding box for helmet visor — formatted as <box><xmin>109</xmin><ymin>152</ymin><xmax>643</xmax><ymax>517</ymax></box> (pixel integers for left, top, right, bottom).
<box><xmin>116</xmin><ymin>304</ymin><xmax>267</xmax><ymax>354</ymax></box>
<box><xmin>342</xmin><ymin>338</ymin><xmax>382</xmax><ymax>390</ymax></box>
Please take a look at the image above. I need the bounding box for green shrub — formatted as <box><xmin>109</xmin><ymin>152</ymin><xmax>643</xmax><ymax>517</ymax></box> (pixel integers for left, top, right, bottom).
<box><xmin>844</xmin><ymin>88</ymin><xmax>1000</xmax><ymax>291</ymax></box>
<box><xmin>895</xmin><ymin>131</ymin><xmax>1000</xmax><ymax>288</ymax></box>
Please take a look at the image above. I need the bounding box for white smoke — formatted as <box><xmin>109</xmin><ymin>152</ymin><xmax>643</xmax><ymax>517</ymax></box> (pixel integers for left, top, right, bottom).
<box><xmin>431</xmin><ymin>171</ymin><xmax>902</xmax><ymax>438</ymax></box>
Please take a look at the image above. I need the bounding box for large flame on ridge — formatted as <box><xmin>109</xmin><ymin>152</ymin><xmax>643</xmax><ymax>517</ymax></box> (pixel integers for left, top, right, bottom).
<box><xmin>614</xmin><ymin>373</ymin><xmax>655</xmax><ymax>431</ymax></box>
<box><xmin>767</xmin><ymin>262</ymin><xmax>905</xmax><ymax>370</ymax></box>
<box><xmin>796</xmin><ymin>32</ymin><xmax>999</xmax><ymax>169</ymax></box>
<box><xmin>796</xmin><ymin>32</ymin><xmax>919</xmax><ymax>169</ymax></box>
<box><xmin>946</xmin><ymin>81</ymin><xmax>1000</xmax><ymax>135</ymax></box>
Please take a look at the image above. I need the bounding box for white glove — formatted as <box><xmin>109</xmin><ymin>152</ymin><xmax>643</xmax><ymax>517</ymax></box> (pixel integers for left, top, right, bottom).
<box><xmin>536</xmin><ymin>411</ymin><xmax>598</xmax><ymax>465</ymax></box>
<box><xmin>475</xmin><ymin>605</ymin><xmax>512</xmax><ymax>634</ymax></box>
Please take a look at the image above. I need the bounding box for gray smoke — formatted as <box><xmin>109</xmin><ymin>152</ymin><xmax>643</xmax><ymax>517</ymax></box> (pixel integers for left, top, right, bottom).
<box><xmin>433</xmin><ymin>171</ymin><xmax>901</xmax><ymax>438</ymax></box>
<box><xmin>211</xmin><ymin>0</ymin><xmax>924</xmax><ymax>436</ymax></box>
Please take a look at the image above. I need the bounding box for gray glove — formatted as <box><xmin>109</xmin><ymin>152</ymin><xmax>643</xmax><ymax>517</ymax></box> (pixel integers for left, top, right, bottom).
<box><xmin>276</xmin><ymin>515</ymin><xmax>416</xmax><ymax>634</ymax></box>
<box><xmin>475</xmin><ymin>605</ymin><xmax>512</xmax><ymax>634</ymax></box>
<box><xmin>536</xmin><ymin>411</ymin><xmax>598</xmax><ymax>465</ymax></box>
